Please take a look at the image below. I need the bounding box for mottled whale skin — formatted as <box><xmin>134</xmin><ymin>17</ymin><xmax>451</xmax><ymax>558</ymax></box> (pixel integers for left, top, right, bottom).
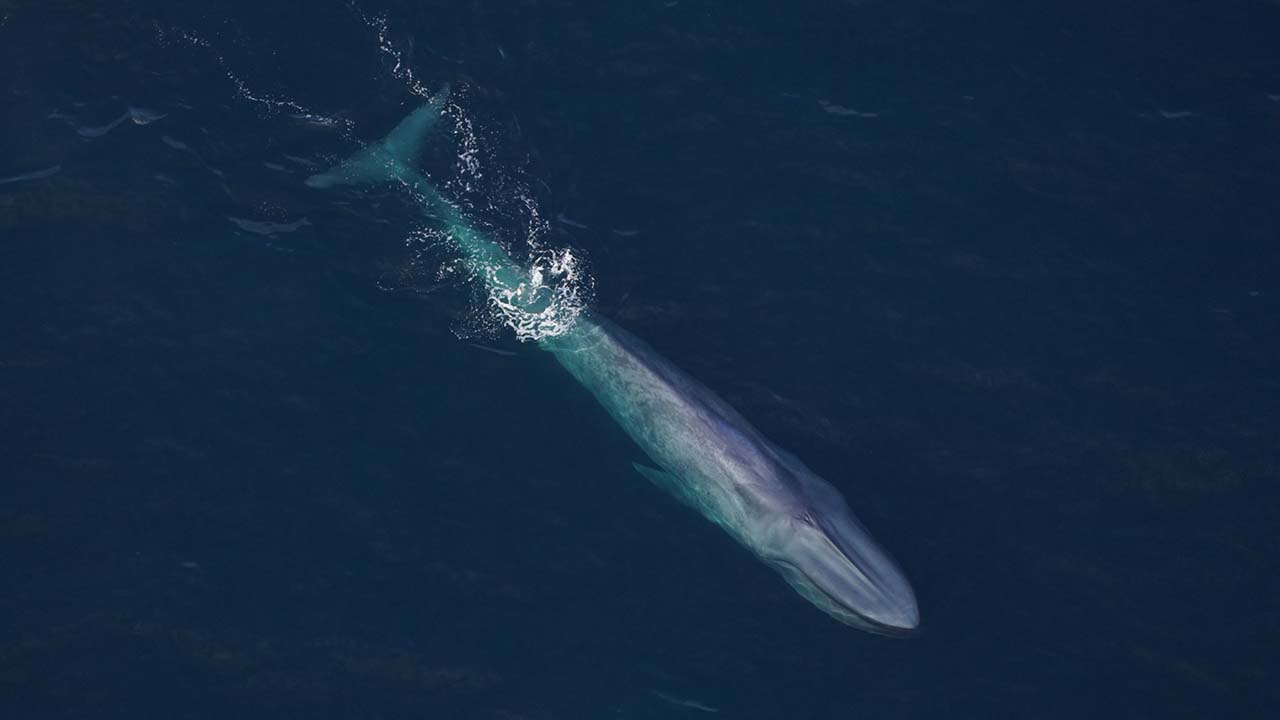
<box><xmin>308</xmin><ymin>93</ymin><xmax>920</xmax><ymax>635</ymax></box>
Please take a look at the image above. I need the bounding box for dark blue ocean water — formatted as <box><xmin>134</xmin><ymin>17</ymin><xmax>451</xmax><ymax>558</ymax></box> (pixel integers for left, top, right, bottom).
<box><xmin>3</xmin><ymin>1</ymin><xmax>1279</xmax><ymax>718</ymax></box>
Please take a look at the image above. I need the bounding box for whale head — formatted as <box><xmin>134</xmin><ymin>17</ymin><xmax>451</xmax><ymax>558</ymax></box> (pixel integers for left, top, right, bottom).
<box><xmin>757</xmin><ymin>464</ymin><xmax>919</xmax><ymax>636</ymax></box>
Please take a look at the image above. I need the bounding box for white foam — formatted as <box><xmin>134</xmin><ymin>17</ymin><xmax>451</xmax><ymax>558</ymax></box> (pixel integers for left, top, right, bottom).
<box><xmin>483</xmin><ymin>243</ymin><xmax>591</xmax><ymax>342</ymax></box>
<box><xmin>429</xmin><ymin>90</ymin><xmax>594</xmax><ymax>343</ymax></box>
<box><xmin>157</xmin><ymin>25</ymin><xmax>343</xmax><ymax>129</ymax></box>
<box><xmin>351</xmin><ymin>8</ymin><xmax>434</xmax><ymax>98</ymax></box>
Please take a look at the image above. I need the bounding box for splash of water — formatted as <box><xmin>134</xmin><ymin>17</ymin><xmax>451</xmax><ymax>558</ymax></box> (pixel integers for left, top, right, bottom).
<box><xmin>483</xmin><ymin>243</ymin><xmax>591</xmax><ymax>342</ymax></box>
<box><xmin>160</xmin><ymin>12</ymin><xmax>593</xmax><ymax>343</ymax></box>
<box><xmin>155</xmin><ymin>24</ymin><xmax>346</xmax><ymax>129</ymax></box>
<box><xmin>441</xmin><ymin>99</ymin><xmax>593</xmax><ymax>342</ymax></box>
<box><xmin>346</xmin><ymin>17</ymin><xmax>593</xmax><ymax>343</ymax></box>
<box><xmin>348</xmin><ymin>4</ymin><xmax>434</xmax><ymax>99</ymax></box>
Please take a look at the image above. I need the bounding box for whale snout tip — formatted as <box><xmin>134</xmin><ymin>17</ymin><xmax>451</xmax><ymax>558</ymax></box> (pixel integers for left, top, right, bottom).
<box><xmin>866</xmin><ymin>596</ymin><xmax>920</xmax><ymax>637</ymax></box>
<box><xmin>877</xmin><ymin>569</ymin><xmax>922</xmax><ymax>636</ymax></box>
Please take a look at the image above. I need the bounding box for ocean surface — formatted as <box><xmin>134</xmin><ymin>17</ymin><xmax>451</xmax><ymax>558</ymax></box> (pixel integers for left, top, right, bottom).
<box><xmin>2</xmin><ymin>1</ymin><xmax>1278</xmax><ymax>718</ymax></box>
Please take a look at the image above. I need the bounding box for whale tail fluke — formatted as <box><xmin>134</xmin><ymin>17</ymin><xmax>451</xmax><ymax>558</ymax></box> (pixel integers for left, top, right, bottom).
<box><xmin>305</xmin><ymin>85</ymin><xmax>450</xmax><ymax>190</ymax></box>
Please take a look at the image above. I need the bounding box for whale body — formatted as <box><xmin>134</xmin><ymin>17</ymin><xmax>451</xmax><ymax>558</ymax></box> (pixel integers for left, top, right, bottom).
<box><xmin>545</xmin><ymin>315</ymin><xmax>919</xmax><ymax>634</ymax></box>
<box><xmin>307</xmin><ymin>92</ymin><xmax>920</xmax><ymax>635</ymax></box>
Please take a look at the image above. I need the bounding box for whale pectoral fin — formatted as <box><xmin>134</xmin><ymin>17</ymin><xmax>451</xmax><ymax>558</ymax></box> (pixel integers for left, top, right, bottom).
<box><xmin>632</xmin><ymin>463</ymin><xmax>698</xmax><ymax>510</ymax></box>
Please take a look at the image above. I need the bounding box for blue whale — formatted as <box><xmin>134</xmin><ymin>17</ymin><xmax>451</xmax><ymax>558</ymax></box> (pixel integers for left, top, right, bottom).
<box><xmin>307</xmin><ymin>93</ymin><xmax>920</xmax><ymax>635</ymax></box>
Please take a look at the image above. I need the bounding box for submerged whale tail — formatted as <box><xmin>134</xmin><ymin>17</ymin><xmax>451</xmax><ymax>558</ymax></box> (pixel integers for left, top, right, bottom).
<box><xmin>303</xmin><ymin>86</ymin><xmax>557</xmax><ymax>328</ymax></box>
<box><xmin>305</xmin><ymin>85</ymin><xmax>450</xmax><ymax>189</ymax></box>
